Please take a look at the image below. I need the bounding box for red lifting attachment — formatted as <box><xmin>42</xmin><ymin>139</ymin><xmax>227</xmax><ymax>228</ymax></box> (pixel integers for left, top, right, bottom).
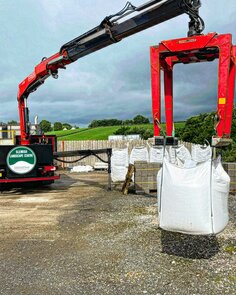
<box><xmin>150</xmin><ymin>33</ymin><xmax>236</xmax><ymax>147</ymax></box>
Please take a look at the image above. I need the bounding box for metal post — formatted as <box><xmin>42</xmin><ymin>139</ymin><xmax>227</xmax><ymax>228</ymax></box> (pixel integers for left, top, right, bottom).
<box><xmin>164</xmin><ymin>64</ymin><xmax>174</xmax><ymax>136</ymax></box>
<box><xmin>224</xmin><ymin>46</ymin><xmax>236</xmax><ymax>136</ymax></box>
<box><xmin>107</xmin><ymin>149</ymin><xmax>112</xmax><ymax>191</ymax></box>
<box><xmin>215</xmin><ymin>34</ymin><xmax>232</xmax><ymax>138</ymax></box>
<box><xmin>150</xmin><ymin>46</ymin><xmax>161</xmax><ymax>136</ymax></box>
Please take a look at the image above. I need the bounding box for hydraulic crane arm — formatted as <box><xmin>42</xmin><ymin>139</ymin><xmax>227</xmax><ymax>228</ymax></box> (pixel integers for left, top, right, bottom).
<box><xmin>18</xmin><ymin>0</ymin><xmax>203</xmax><ymax>144</ymax></box>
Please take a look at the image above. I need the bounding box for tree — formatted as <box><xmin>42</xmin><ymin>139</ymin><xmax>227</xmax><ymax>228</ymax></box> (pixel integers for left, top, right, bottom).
<box><xmin>178</xmin><ymin>112</ymin><xmax>215</xmax><ymax>144</ymax></box>
<box><xmin>8</xmin><ymin>120</ymin><xmax>18</xmax><ymax>125</ymax></box>
<box><xmin>133</xmin><ymin>114</ymin><xmax>150</xmax><ymax>124</ymax></box>
<box><xmin>39</xmin><ymin>120</ymin><xmax>52</xmax><ymax>132</ymax></box>
<box><xmin>114</xmin><ymin>126</ymin><xmax>153</xmax><ymax>140</ymax></box>
<box><xmin>62</xmin><ymin>123</ymin><xmax>72</xmax><ymax>130</ymax></box>
<box><xmin>89</xmin><ymin>120</ymin><xmax>98</xmax><ymax>128</ymax></box>
<box><xmin>114</xmin><ymin>126</ymin><xmax>131</xmax><ymax>135</ymax></box>
<box><xmin>89</xmin><ymin>119</ymin><xmax>123</xmax><ymax>128</ymax></box>
<box><xmin>142</xmin><ymin>129</ymin><xmax>154</xmax><ymax>140</ymax></box>
<box><xmin>177</xmin><ymin>110</ymin><xmax>236</xmax><ymax>162</ymax></box>
<box><xmin>54</xmin><ymin>122</ymin><xmax>63</xmax><ymax>131</ymax></box>
<box><xmin>123</xmin><ymin>119</ymin><xmax>133</xmax><ymax>125</ymax></box>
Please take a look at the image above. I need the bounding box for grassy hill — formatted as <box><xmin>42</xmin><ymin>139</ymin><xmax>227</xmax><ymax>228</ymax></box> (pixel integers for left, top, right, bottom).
<box><xmin>46</xmin><ymin>122</ymin><xmax>185</xmax><ymax>141</ymax></box>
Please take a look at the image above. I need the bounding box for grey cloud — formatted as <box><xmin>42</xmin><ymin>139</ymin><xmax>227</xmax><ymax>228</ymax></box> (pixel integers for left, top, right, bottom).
<box><xmin>0</xmin><ymin>0</ymin><xmax>236</xmax><ymax>126</ymax></box>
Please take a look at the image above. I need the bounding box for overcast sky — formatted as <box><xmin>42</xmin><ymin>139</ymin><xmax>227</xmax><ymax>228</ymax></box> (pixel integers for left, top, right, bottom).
<box><xmin>0</xmin><ymin>0</ymin><xmax>236</xmax><ymax>126</ymax></box>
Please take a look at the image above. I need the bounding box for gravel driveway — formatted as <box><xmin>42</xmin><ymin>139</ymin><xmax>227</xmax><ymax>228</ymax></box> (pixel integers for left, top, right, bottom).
<box><xmin>0</xmin><ymin>172</ymin><xmax>235</xmax><ymax>295</ymax></box>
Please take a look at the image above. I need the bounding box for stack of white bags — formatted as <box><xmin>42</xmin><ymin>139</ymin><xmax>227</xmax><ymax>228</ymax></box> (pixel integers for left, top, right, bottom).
<box><xmin>111</xmin><ymin>146</ymin><xmax>150</xmax><ymax>182</ymax></box>
<box><xmin>130</xmin><ymin>147</ymin><xmax>149</xmax><ymax>164</ymax></box>
<box><xmin>157</xmin><ymin>145</ymin><xmax>230</xmax><ymax>235</ymax></box>
<box><xmin>111</xmin><ymin>148</ymin><xmax>129</xmax><ymax>182</ymax></box>
<box><xmin>149</xmin><ymin>146</ymin><xmax>169</xmax><ymax>163</ymax></box>
<box><xmin>71</xmin><ymin>165</ymin><xmax>93</xmax><ymax>173</ymax></box>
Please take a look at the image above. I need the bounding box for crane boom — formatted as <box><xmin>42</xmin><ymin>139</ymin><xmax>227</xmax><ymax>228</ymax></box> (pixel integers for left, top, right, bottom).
<box><xmin>17</xmin><ymin>0</ymin><xmax>203</xmax><ymax>144</ymax></box>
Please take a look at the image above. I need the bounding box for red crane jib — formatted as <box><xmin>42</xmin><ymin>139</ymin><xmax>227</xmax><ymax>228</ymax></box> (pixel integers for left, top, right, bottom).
<box><xmin>18</xmin><ymin>52</ymin><xmax>71</xmax><ymax>100</ymax></box>
<box><xmin>18</xmin><ymin>52</ymin><xmax>72</xmax><ymax>145</ymax></box>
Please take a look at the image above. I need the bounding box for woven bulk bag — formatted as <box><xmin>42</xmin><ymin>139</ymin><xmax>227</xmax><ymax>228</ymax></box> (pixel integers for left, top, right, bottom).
<box><xmin>157</xmin><ymin>157</ymin><xmax>229</xmax><ymax>235</ymax></box>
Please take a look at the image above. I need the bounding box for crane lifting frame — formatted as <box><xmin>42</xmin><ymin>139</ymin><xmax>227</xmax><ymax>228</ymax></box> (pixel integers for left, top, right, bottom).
<box><xmin>150</xmin><ymin>33</ymin><xmax>236</xmax><ymax>147</ymax></box>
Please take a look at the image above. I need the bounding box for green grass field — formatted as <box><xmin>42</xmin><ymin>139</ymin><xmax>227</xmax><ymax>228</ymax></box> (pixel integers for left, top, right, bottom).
<box><xmin>47</xmin><ymin>128</ymin><xmax>88</xmax><ymax>138</ymax></box>
<box><xmin>46</xmin><ymin>122</ymin><xmax>185</xmax><ymax>141</ymax></box>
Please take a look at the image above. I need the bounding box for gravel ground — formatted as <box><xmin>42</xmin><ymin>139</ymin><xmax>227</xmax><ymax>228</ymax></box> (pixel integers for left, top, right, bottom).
<box><xmin>0</xmin><ymin>171</ymin><xmax>235</xmax><ymax>295</ymax></box>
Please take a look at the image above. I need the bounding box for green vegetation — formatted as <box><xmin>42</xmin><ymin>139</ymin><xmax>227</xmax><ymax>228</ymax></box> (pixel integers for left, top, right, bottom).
<box><xmin>40</xmin><ymin>119</ymin><xmax>52</xmax><ymax>132</ymax></box>
<box><xmin>89</xmin><ymin>119</ymin><xmax>123</xmax><ymax>128</ymax></box>
<box><xmin>45</xmin><ymin>108</ymin><xmax>236</xmax><ymax>162</ymax></box>
<box><xmin>62</xmin><ymin>123</ymin><xmax>72</xmax><ymax>130</ymax></box>
<box><xmin>114</xmin><ymin>126</ymin><xmax>153</xmax><ymax>140</ymax></box>
<box><xmin>133</xmin><ymin>114</ymin><xmax>150</xmax><ymax>124</ymax></box>
<box><xmin>39</xmin><ymin>119</ymin><xmax>78</xmax><ymax>132</ymax></box>
<box><xmin>177</xmin><ymin>112</ymin><xmax>215</xmax><ymax>144</ymax></box>
<box><xmin>47</xmin><ymin>128</ymin><xmax>87</xmax><ymax>138</ymax></box>
<box><xmin>46</xmin><ymin>122</ymin><xmax>185</xmax><ymax>141</ymax></box>
<box><xmin>56</xmin><ymin>126</ymin><xmax>129</xmax><ymax>140</ymax></box>
<box><xmin>177</xmin><ymin>110</ymin><xmax>236</xmax><ymax>162</ymax></box>
<box><xmin>224</xmin><ymin>244</ymin><xmax>236</xmax><ymax>255</ymax></box>
<box><xmin>53</xmin><ymin>122</ymin><xmax>63</xmax><ymax>131</ymax></box>
<box><xmin>88</xmin><ymin>114</ymin><xmax>150</xmax><ymax>128</ymax></box>
<box><xmin>8</xmin><ymin>120</ymin><xmax>18</xmax><ymax>125</ymax></box>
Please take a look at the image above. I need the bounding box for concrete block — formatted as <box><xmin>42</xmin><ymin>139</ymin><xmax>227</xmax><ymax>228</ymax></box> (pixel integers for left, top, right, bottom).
<box><xmin>135</xmin><ymin>179</ymin><xmax>142</xmax><ymax>185</ymax></box>
<box><xmin>230</xmin><ymin>175</ymin><xmax>236</xmax><ymax>182</ymax></box>
<box><xmin>135</xmin><ymin>161</ymin><xmax>147</xmax><ymax>164</ymax></box>
<box><xmin>154</xmin><ymin>163</ymin><xmax>162</xmax><ymax>169</ymax></box>
<box><xmin>135</xmin><ymin>171</ymin><xmax>142</xmax><ymax>177</ymax></box>
<box><xmin>134</xmin><ymin>161</ymin><xmax>162</xmax><ymax>193</ymax></box>
<box><xmin>148</xmin><ymin>176</ymin><xmax>153</xmax><ymax>182</ymax></box>
<box><xmin>230</xmin><ymin>183</ymin><xmax>236</xmax><ymax>191</ymax></box>
<box><xmin>227</xmin><ymin>163</ymin><xmax>235</xmax><ymax>169</ymax></box>
<box><xmin>148</xmin><ymin>170</ymin><xmax>154</xmax><ymax>177</ymax></box>
<box><xmin>228</xmin><ymin>170</ymin><xmax>235</xmax><ymax>177</ymax></box>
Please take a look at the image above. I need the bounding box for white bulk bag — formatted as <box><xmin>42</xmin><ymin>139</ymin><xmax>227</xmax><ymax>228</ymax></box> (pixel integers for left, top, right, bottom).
<box><xmin>168</xmin><ymin>146</ymin><xmax>177</xmax><ymax>164</ymax></box>
<box><xmin>111</xmin><ymin>148</ymin><xmax>129</xmax><ymax>182</ymax></box>
<box><xmin>111</xmin><ymin>148</ymin><xmax>129</xmax><ymax>167</ymax></box>
<box><xmin>212</xmin><ymin>159</ymin><xmax>230</xmax><ymax>233</ymax></box>
<box><xmin>111</xmin><ymin>166</ymin><xmax>128</xmax><ymax>182</ymax></box>
<box><xmin>149</xmin><ymin>146</ymin><xmax>169</xmax><ymax>163</ymax></box>
<box><xmin>157</xmin><ymin>157</ymin><xmax>229</xmax><ymax>235</ymax></box>
<box><xmin>168</xmin><ymin>145</ymin><xmax>191</xmax><ymax>166</ymax></box>
<box><xmin>175</xmin><ymin>145</ymin><xmax>191</xmax><ymax>162</ymax></box>
<box><xmin>192</xmin><ymin>144</ymin><xmax>212</xmax><ymax>163</ymax></box>
<box><xmin>130</xmin><ymin>147</ymin><xmax>149</xmax><ymax>164</ymax></box>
